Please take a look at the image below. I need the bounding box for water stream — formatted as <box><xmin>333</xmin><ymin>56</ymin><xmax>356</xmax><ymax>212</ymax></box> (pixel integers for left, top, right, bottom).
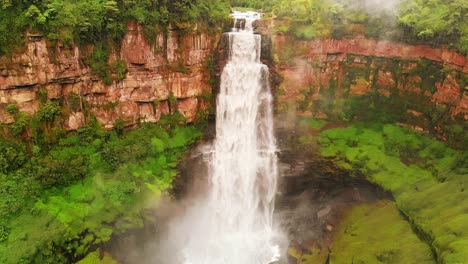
<box><xmin>170</xmin><ymin>11</ymin><xmax>281</xmax><ymax>264</ymax></box>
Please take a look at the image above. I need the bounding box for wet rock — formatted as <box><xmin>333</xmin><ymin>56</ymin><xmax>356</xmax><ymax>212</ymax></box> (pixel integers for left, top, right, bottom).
<box><xmin>317</xmin><ymin>206</ymin><xmax>331</xmax><ymax>220</ymax></box>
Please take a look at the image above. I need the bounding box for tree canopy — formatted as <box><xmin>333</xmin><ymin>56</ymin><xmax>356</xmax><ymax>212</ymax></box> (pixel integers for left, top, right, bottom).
<box><xmin>231</xmin><ymin>0</ymin><xmax>467</xmax><ymax>54</ymax></box>
<box><xmin>0</xmin><ymin>0</ymin><xmax>230</xmax><ymax>54</ymax></box>
<box><xmin>399</xmin><ymin>0</ymin><xmax>467</xmax><ymax>53</ymax></box>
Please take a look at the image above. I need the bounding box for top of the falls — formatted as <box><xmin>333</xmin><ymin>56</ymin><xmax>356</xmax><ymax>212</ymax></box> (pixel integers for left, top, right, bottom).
<box><xmin>228</xmin><ymin>11</ymin><xmax>263</xmax><ymax>62</ymax></box>
<box><xmin>231</xmin><ymin>10</ymin><xmax>262</xmax><ymax>32</ymax></box>
<box><xmin>231</xmin><ymin>10</ymin><xmax>262</xmax><ymax>20</ymax></box>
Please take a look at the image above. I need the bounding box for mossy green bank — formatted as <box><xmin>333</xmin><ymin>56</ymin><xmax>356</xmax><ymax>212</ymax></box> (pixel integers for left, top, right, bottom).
<box><xmin>318</xmin><ymin>122</ymin><xmax>468</xmax><ymax>263</ymax></box>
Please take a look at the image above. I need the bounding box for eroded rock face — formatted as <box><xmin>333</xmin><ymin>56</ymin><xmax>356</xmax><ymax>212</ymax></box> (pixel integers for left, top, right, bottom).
<box><xmin>273</xmin><ymin>35</ymin><xmax>467</xmax><ymax>144</ymax></box>
<box><xmin>304</xmin><ymin>38</ymin><xmax>466</xmax><ymax>70</ymax></box>
<box><xmin>0</xmin><ymin>22</ymin><xmax>219</xmax><ymax>129</ymax></box>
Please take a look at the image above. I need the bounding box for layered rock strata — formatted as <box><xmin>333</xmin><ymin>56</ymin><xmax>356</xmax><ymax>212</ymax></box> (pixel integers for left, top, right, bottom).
<box><xmin>0</xmin><ymin>22</ymin><xmax>218</xmax><ymax>129</ymax></box>
<box><xmin>274</xmin><ymin>36</ymin><xmax>467</xmax><ymax>144</ymax></box>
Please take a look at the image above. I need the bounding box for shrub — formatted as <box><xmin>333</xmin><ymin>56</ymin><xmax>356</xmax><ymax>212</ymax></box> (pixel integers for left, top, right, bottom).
<box><xmin>88</xmin><ymin>46</ymin><xmax>112</xmax><ymax>85</ymax></box>
<box><xmin>112</xmin><ymin>60</ymin><xmax>127</xmax><ymax>81</ymax></box>
<box><xmin>35</xmin><ymin>150</ymin><xmax>88</xmax><ymax>187</ymax></box>
<box><xmin>36</xmin><ymin>101</ymin><xmax>61</xmax><ymax>122</ymax></box>
<box><xmin>9</xmin><ymin>113</ymin><xmax>30</xmax><ymax>136</ymax></box>
<box><xmin>0</xmin><ymin>140</ymin><xmax>27</xmax><ymax>174</ymax></box>
<box><xmin>67</xmin><ymin>92</ymin><xmax>81</xmax><ymax>112</ymax></box>
<box><xmin>6</xmin><ymin>104</ymin><xmax>19</xmax><ymax>115</ymax></box>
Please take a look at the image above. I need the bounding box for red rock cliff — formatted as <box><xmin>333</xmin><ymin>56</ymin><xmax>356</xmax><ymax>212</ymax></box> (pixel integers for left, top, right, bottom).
<box><xmin>0</xmin><ymin>22</ymin><xmax>219</xmax><ymax>129</ymax></box>
<box><xmin>274</xmin><ymin>36</ymin><xmax>467</xmax><ymax>121</ymax></box>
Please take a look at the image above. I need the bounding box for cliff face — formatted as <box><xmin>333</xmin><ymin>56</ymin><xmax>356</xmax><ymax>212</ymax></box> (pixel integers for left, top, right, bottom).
<box><xmin>274</xmin><ymin>36</ymin><xmax>467</xmax><ymax>145</ymax></box>
<box><xmin>0</xmin><ymin>22</ymin><xmax>218</xmax><ymax>129</ymax></box>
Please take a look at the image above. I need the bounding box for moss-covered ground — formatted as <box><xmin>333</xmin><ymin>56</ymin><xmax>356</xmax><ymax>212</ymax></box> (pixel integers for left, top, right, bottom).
<box><xmin>330</xmin><ymin>201</ymin><xmax>435</xmax><ymax>264</ymax></box>
<box><xmin>0</xmin><ymin>119</ymin><xmax>203</xmax><ymax>263</ymax></box>
<box><xmin>318</xmin><ymin>122</ymin><xmax>468</xmax><ymax>264</ymax></box>
<box><xmin>288</xmin><ymin>201</ymin><xmax>434</xmax><ymax>264</ymax></box>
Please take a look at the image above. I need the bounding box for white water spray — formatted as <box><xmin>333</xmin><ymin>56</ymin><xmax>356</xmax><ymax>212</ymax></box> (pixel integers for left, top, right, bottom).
<box><xmin>168</xmin><ymin>11</ymin><xmax>280</xmax><ymax>264</ymax></box>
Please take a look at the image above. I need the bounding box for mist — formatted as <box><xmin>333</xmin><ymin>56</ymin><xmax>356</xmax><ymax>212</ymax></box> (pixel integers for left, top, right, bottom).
<box><xmin>335</xmin><ymin>0</ymin><xmax>400</xmax><ymax>13</ymax></box>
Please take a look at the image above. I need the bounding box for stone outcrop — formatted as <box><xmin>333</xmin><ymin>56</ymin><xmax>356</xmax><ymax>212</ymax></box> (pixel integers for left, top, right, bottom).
<box><xmin>273</xmin><ymin>36</ymin><xmax>467</xmax><ymax>144</ymax></box>
<box><xmin>0</xmin><ymin>22</ymin><xmax>219</xmax><ymax>129</ymax></box>
<box><xmin>305</xmin><ymin>38</ymin><xmax>466</xmax><ymax>71</ymax></box>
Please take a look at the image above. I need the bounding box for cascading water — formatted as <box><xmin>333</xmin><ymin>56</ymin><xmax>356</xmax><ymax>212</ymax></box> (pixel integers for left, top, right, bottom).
<box><xmin>169</xmin><ymin>11</ymin><xmax>280</xmax><ymax>264</ymax></box>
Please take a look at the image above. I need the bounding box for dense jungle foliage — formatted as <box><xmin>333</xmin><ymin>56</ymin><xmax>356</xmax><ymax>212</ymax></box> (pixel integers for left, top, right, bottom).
<box><xmin>231</xmin><ymin>0</ymin><xmax>468</xmax><ymax>54</ymax></box>
<box><xmin>1</xmin><ymin>0</ymin><xmax>465</xmax><ymax>54</ymax></box>
<box><xmin>0</xmin><ymin>0</ymin><xmax>230</xmax><ymax>54</ymax></box>
<box><xmin>0</xmin><ymin>111</ymin><xmax>203</xmax><ymax>263</ymax></box>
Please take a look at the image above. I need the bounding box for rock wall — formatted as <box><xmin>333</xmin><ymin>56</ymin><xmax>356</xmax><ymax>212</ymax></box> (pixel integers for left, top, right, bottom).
<box><xmin>274</xmin><ymin>36</ymin><xmax>467</xmax><ymax>144</ymax></box>
<box><xmin>0</xmin><ymin>22</ymin><xmax>219</xmax><ymax>130</ymax></box>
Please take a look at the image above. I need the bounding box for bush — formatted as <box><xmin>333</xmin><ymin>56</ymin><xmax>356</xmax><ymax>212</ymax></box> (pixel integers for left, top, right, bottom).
<box><xmin>88</xmin><ymin>46</ymin><xmax>112</xmax><ymax>85</ymax></box>
<box><xmin>6</xmin><ymin>104</ymin><xmax>19</xmax><ymax>115</ymax></box>
<box><xmin>112</xmin><ymin>60</ymin><xmax>127</xmax><ymax>81</ymax></box>
<box><xmin>0</xmin><ymin>141</ymin><xmax>27</xmax><ymax>174</ymax></box>
<box><xmin>35</xmin><ymin>151</ymin><xmax>88</xmax><ymax>187</ymax></box>
<box><xmin>36</xmin><ymin>101</ymin><xmax>61</xmax><ymax>122</ymax></box>
<box><xmin>9</xmin><ymin>113</ymin><xmax>30</xmax><ymax>136</ymax></box>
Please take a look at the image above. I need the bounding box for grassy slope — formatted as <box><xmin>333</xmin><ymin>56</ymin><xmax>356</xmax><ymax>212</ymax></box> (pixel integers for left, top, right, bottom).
<box><xmin>318</xmin><ymin>123</ymin><xmax>468</xmax><ymax>264</ymax></box>
<box><xmin>330</xmin><ymin>201</ymin><xmax>435</xmax><ymax>264</ymax></box>
<box><xmin>289</xmin><ymin>201</ymin><xmax>435</xmax><ymax>264</ymax></box>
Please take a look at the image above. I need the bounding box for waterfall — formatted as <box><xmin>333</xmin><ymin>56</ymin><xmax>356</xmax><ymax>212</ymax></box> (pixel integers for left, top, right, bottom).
<box><xmin>169</xmin><ymin>11</ymin><xmax>280</xmax><ymax>264</ymax></box>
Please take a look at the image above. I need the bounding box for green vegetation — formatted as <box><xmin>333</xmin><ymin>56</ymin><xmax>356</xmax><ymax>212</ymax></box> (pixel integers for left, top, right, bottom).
<box><xmin>0</xmin><ymin>0</ymin><xmax>230</xmax><ymax>53</ymax></box>
<box><xmin>77</xmin><ymin>250</ymin><xmax>118</xmax><ymax>264</ymax></box>
<box><xmin>232</xmin><ymin>0</ymin><xmax>467</xmax><ymax>54</ymax></box>
<box><xmin>318</xmin><ymin>123</ymin><xmax>468</xmax><ymax>263</ymax></box>
<box><xmin>399</xmin><ymin>0</ymin><xmax>467</xmax><ymax>54</ymax></box>
<box><xmin>6</xmin><ymin>96</ymin><xmax>65</xmax><ymax>146</ymax></box>
<box><xmin>288</xmin><ymin>201</ymin><xmax>435</xmax><ymax>264</ymax></box>
<box><xmin>330</xmin><ymin>202</ymin><xmax>435</xmax><ymax>263</ymax></box>
<box><xmin>0</xmin><ymin>0</ymin><xmax>231</xmax><ymax>83</ymax></box>
<box><xmin>298</xmin><ymin>117</ymin><xmax>328</xmax><ymax>130</ymax></box>
<box><xmin>88</xmin><ymin>45</ymin><xmax>128</xmax><ymax>85</ymax></box>
<box><xmin>0</xmin><ymin>116</ymin><xmax>203</xmax><ymax>263</ymax></box>
<box><xmin>288</xmin><ymin>202</ymin><xmax>434</xmax><ymax>263</ymax></box>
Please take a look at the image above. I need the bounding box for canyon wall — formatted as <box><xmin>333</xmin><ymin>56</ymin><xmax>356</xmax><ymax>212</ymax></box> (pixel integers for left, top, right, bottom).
<box><xmin>273</xmin><ymin>36</ymin><xmax>467</xmax><ymax>145</ymax></box>
<box><xmin>0</xmin><ymin>22</ymin><xmax>218</xmax><ymax>130</ymax></box>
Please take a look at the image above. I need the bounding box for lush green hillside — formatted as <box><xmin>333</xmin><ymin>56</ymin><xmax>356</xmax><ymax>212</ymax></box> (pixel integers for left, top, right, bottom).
<box><xmin>0</xmin><ymin>113</ymin><xmax>204</xmax><ymax>263</ymax></box>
